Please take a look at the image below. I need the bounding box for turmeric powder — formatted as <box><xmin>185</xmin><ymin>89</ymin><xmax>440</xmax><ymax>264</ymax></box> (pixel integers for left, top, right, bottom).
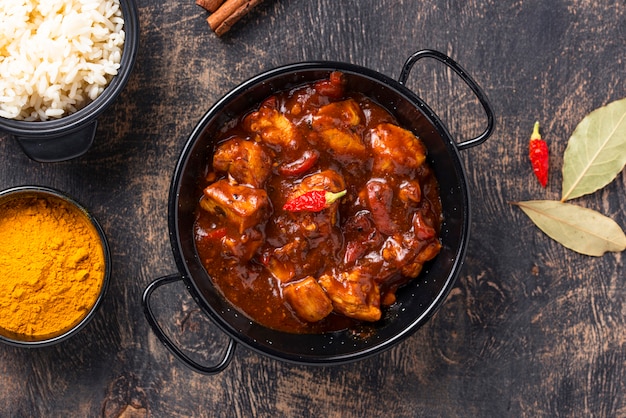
<box><xmin>0</xmin><ymin>192</ymin><xmax>106</xmax><ymax>342</ymax></box>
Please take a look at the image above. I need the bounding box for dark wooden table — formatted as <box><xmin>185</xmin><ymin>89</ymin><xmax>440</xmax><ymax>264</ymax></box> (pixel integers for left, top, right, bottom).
<box><xmin>1</xmin><ymin>1</ymin><xmax>625</xmax><ymax>416</ymax></box>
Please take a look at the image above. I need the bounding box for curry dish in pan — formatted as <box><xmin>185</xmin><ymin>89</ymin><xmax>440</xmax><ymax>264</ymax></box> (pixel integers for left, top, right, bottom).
<box><xmin>194</xmin><ymin>72</ymin><xmax>442</xmax><ymax>333</ymax></box>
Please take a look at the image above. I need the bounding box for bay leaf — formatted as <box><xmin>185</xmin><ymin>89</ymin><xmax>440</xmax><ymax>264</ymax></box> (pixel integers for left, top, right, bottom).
<box><xmin>513</xmin><ymin>200</ymin><xmax>626</xmax><ymax>256</ymax></box>
<box><xmin>561</xmin><ymin>97</ymin><xmax>626</xmax><ymax>201</ymax></box>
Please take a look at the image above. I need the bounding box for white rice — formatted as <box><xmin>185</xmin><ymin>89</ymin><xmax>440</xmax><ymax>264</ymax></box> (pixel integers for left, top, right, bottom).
<box><xmin>0</xmin><ymin>0</ymin><xmax>125</xmax><ymax>121</ymax></box>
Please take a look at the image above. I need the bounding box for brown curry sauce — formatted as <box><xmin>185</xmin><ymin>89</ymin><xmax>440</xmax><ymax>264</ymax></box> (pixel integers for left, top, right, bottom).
<box><xmin>194</xmin><ymin>72</ymin><xmax>442</xmax><ymax>333</ymax></box>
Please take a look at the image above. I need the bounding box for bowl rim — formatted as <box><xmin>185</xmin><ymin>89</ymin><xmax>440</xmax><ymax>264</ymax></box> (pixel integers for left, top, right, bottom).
<box><xmin>0</xmin><ymin>185</ymin><xmax>112</xmax><ymax>347</ymax></box>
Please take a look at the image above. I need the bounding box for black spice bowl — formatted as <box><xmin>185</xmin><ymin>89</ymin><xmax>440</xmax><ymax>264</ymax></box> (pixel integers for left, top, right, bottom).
<box><xmin>0</xmin><ymin>186</ymin><xmax>111</xmax><ymax>347</ymax></box>
<box><xmin>143</xmin><ymin>50</ymin><xmax>495</xmax><ymax>374</ymax></box>
<box><xmin>0</xmin><ymin>0</ymin><xmax>139</xmax><ymax>163</ymax></box>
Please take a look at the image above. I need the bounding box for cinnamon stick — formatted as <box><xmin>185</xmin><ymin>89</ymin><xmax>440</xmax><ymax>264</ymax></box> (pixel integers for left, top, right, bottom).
<box><xmin>196</xmin><ymin>0</ymin><xmax>225</xmax><ymax>13</ymax></box>
<box><xmin>207</xmin><ymin>0</ymin><xmax>264</xmax><ymax>36</ymax></box>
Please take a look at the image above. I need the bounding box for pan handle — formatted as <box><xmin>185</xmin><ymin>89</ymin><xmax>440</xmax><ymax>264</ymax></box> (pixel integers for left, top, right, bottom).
<box><xmin>398</xmin><ymin>49</ymin><xmax>495</xmax><ymax>151</ymax></box>
<box><xmin>142</xmin><ymin>274</ymin><xmax>236</xmax><ymax>375</ymax></box>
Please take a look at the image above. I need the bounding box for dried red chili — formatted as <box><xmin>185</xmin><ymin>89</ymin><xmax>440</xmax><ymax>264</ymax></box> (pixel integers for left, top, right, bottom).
<box><xmin>529</xmin><ymin>121</ymin><xmax>549</xmax><ymax>187</ymax></box>
<box><xmin>282</xmin><ymin>189</ymin><xmax>346</xmax><ymax>212</ymax></box>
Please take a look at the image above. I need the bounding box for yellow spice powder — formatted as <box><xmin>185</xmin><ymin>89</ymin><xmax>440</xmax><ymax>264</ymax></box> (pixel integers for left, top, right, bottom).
<box><xmin>0</xmin><ymin>193</ymin><xmax>106</xmax><ymax>341</ymax></box>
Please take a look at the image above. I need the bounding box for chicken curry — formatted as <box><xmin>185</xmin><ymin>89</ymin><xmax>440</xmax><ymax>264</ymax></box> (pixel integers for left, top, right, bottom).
<box><xmin>194</xmin><ymin>71</ymin><xmax>442</xmax><ymax>333</ymax></box>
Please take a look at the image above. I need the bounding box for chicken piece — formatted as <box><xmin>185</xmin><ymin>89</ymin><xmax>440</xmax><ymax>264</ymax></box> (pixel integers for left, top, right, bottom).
<box><xmin>318</xmin><ymin>267</ymin><xmax>381</xmax><ymax>322</ymax></box>
<box><xmin>283</xmin><ymin>276</ymin><xmax>333</xmax><ymax>323</ymax></box>
<box><xmin>399</xmin><ymin>240</ymin><xmax>442</xmax><ymax>278</ymax></box>
<box><xmin>213</xmin><ymin>138</ymin><xmax>272</xmax><ymax>188</ymax></box>
<box><xmin>315</xmin><ymin>99</ymin><xmax>363</xmax><ymax>126</ymax></box>
<box><xmin>311</xmin><ymin>99</ymin><xmax>367</xmax><ymax>157</ymax></box>
<box><xmin>244</xmin><ymin>104</ymin><xmax>298</xmax><ymax>149</ymax></box>
<box><xmin>200</xmin><ymin>179</ymin><xmax>270</xmax><ymax>234</ymax></box>
<box><xmin>369</xmin><ymin>123</ymin><xmax>427</xmax><ymax>174</ymax></box>
<box><xmin>398</xmin><ymin>179</ymin><xmax>422</xmax><ymax>205</ymax></box>
<box><xmin>381</xmin><ymin>231</ymin><xmax>442</xmax><ymax>278</ymax></box>
<box><xmin>262</xmin><ymin>239</ymin><xmax>308</xmax><ymax>283</ymax></box>
<box><xmin>222</xmin><ymin>228</ymin><xmax>265</xmax><ymax>262</ymax></box>
<box><xmin>319</xmin><ymin>128</ymin><xmax>367</xmax><ymax>157</ymax></box>
<box><xmin>266</xmin><ymin>256</ymin><xmax>296</xmax><ymax>283</ymax></box>
<box><xmin>298</xmin><ymin>169</ymin><xmax>346</xmax><ymax>193</ymax></box>
<box><xmin>414</xmin><ymin>241</ymin><xmax>441</xmax><ymax>266</ymax></box>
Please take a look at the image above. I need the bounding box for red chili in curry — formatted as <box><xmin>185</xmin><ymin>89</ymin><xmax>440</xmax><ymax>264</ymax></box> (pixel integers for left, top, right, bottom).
<box><xmin>194</xmin><ymin>72</ymin><xmax>442</xmax><ymax>333</ymax></box>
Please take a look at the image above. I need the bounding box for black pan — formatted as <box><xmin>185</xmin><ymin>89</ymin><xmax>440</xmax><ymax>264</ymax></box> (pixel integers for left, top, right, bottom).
<box><xmin>142</xmin><ymin>49</ymin><xmax>495</xmax><ymax>374</ymax></box>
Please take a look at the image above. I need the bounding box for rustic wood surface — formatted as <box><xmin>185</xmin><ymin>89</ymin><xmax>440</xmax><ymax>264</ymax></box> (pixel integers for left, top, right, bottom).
<box><xmin>1</xmin><ymin>0</ymin><xmax>625</xmax><ymax>417</ymax></box>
